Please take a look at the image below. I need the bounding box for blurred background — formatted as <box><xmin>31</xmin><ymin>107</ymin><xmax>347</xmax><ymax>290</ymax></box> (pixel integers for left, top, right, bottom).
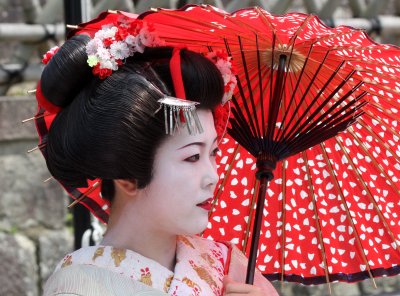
<box><xmin>1</xmin><ymin>1</ymin><xmax>400</xmax><ymax>295</ymax></box>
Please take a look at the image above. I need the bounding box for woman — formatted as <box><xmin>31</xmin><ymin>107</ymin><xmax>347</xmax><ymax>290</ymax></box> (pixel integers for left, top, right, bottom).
<box><xmin>37</xmin><ymin>11</ymin><xmax>278</xmax><ymax>296</ymax></box>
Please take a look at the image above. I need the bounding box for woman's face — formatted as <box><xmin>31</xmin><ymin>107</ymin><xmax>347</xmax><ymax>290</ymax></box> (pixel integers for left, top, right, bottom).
<box><xmin>135</xmin><ymin>109</ymin><xmax>219</xmax><ymax>236</ymax></box>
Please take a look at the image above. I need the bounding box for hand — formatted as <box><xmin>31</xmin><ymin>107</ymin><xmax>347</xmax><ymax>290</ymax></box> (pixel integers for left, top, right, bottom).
<box><xmin>223</xmin><ymin>275</ymin><xmax>266</xmax><ymax>295</ymax></box>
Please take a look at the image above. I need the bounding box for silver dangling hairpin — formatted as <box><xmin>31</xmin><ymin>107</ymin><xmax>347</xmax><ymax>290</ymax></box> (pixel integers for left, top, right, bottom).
<box><xmin>157</xmin><ymin>96</ymin><xmax>203</xmax><ymax>135</ymax></box>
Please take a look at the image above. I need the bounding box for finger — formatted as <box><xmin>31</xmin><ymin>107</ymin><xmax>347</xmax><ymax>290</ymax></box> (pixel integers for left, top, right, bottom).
<box><xmin>224</xmin><ymin>281</ymin><xmax>263</xmax><ymax>294</ymax></box>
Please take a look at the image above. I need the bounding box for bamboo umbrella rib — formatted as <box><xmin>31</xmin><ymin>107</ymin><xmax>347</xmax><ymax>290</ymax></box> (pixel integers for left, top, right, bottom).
<box><xmin>304</xmin><ymin>28</ymin><xmax>375</xmax><ymax>48</ymax></box>
<box><xmin>152</xmin><ymin>8</ymin><xmax>231</xmax><ymax>31</ymax></box>
<box><xmin>268</xmin><ymin>33</ymin><xmax>277</xmax><ymax>140</ymax></box>
<box><xmin>357</xmin><ymin>116</ymin><xmax>400</xmax><ymax>165</ymax></box>
<box><xmin>197</xmin><ymin>5</ymin><xmax>275</xmax><ymax>45</ymax></box>
<box><xmin>280</xmin><ymin>51</ymin><xmax>335</xmax><ymax>142</ymax></box>
<box><xmin>347</xmin><ymin>126</ymin><xmax>400</xmax><ymax>196</ymax></box>
<box><xmin>283</xmin><ymin>61</ymin><xmax>349</xmax><ymax>143</ymax></box>
<box><xmin>286</xmin><ymin>15</ymin><xmax>315</xmax><ymax>50</ymax></box>
<box><xmin>363</xmin><ymin>110</ymin><xmax>400</xmax><ymax>144</ymax></box>
<box><xmin>275</xmin><ymin>44</ymin><xmax>315</xmax><ymax>143</ymax></box>
<box><xmin>227</xmin><ymin>49</ymin><xmax>260</xmax><ymax>143</ymax></box>
<box><xmin>319</xmin><ymin>142</ymin><xmax>377</xmax><ymax>287</ymax></box>
<box><xmin>211</xmin><ymin>144</ymin><xmax>243</xmax><ymax>213</ymax></box>
<box><xmin>255</xmin><ymin>34</ymin><xmax>266</xmax><ymax>142</ymax></box>
<box><xmin>280</xmin><ymin>160</ymin><xmax>287</xmax><ymax>285</ymax></box>
<box><xmin>253</xmin><ymin>7</ymin><xmax>279</xmax><ymax>42</ymax></box>
<box><xmin>206</xmin><ymin>5</ymin><xmax>273</xmax><ymax>43</ymax></box>
<box><xmin>366</xmin><ymin>101</ymin><xmax>399</xmax><ymax>125</ymax></box>
<box><xmin>360</xmin><ymin>84</ymin><xmax>400</xmax><ymax>105</ymax></box>
<box><xmin>229</xmin><ymin>107</ymin><xmax>258</xmax><ymax>153</ymax></box>
<box><xmin>301</xmin><ymin>151</ymin><xmax>332</xmax><ymax>292</ymax></box>
<box><xmin>243</xmin><ymin>179</ymin><xmax>260</xmax><ymax>255</ymax></box>
<box><xmin>238</xmin><ymin>36</ymin><xmax>262</xmax><ymax>140</ymax></box>
<box><xmin>267</xmin><ymin>55</ymin><xmax>286</xmax><ymax>143</ymax></box>
<box><xmin>334</xmin><ymin>135</ymin><xmax>400</xmax><ymax>253</ymax></box>
<box><xmin>279</xmin><ymin>81</ymin><xmax>290</xmax><ymax>285</ymax></box>
<box><xmin>288</xmin><ymin>78</ymin><xmax>364</xmax><ymax>145</ymax></box>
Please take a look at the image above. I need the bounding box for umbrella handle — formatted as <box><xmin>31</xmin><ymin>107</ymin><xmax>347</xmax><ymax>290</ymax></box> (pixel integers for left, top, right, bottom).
<box><xmin>246</xmin><ymin>176</ymin><xmax>269</xmax><ymax>284</ymax></box>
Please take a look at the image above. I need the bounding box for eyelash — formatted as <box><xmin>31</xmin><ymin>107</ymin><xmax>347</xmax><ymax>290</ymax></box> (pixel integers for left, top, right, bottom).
<box><xmin>184</xmin><ymin>148</ymin><xmax>220</xmax><ymax>162</ymax></box>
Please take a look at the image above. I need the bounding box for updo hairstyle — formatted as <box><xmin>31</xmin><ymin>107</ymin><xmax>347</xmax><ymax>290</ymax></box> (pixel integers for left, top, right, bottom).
<box><xmin>40</xmin><ymin>34</ymin><xmax>224</xmax><ymax>202</ymax></box>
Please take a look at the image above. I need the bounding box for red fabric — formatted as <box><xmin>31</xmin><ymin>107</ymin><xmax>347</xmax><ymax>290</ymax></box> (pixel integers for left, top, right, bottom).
<box><xmin>35</xmin><ymin>81</ymin><xmax>61</xmax><ymax>114</ymax></box>
<box><xmin>141</xmin><ymin>5</ymin><xmax>400</xmax><ymax>284</ymax></box>
<box><xmin>170</xmin><ymin>47</ymin><xmax>186</xmax><ymax>99</ymax></box>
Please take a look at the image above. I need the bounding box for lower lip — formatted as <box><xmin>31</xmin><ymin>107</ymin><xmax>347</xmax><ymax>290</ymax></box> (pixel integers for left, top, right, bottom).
<box><xmin>197</xmin><ymin>202</ymin><xmax>212</xmax><ymax>211</ymax></box>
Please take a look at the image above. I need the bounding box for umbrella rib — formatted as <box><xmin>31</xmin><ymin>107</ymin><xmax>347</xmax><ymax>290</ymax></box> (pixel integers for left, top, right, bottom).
<box><xmin>226</xmin><ymin>39</ymin><xmax>260</xmax><ymax>146</ymax></box>
<box><xmin>347</xmin><ymin>125</ymin><xmax>400</xmax><ymax>195</ymax></box>
<box><xmin>243</xmin><ymin>179</ymin><xmax>260</xmax><ymax>256</ymax></box>
<box><xmin>255</xmin><ymin>34</ymin><xmax>266</xmax><ymax>145</ymax></box>
<box><xmin>267</xmin><ymin>55</ymin><xmax>287</xmax><ymax>143</ymax></box>
<box><xmin>286</xmin><ymin>14</ymin><xmax>314</xmax><ymax>49</ymax></box>
<box><xmin>319</xmin><ymin>142</ymin><xmax>377</xmax><ymax>287</ymax></box>
<box><xmin>230</xmin><ymin>101</ymin><xmax>259</xmax><ymax>154</ymax></box>
<box><xmin>288</xmin><ymin>89</ymin><xmax>366</xmax><ymax>150</ymax></box>
<box><xmin>283</xmin><ymin>59</ymin><xmax>346</xmax><ymax>143</ymax></box>
<box><xmin>268</xmin><ymin>33</ymin><xmax>277</xmax><ymax>139</ymax></box>
<box><xmin>334</xmin><ymin>134</ymin><xmax>400</xmax><ymax>254</ymax></box>
<box><xmin>280</xmin><ymin>51</ymin><xmax>334</xmax><ymax>142</ymax></box>
<box><xmin>210</xmin><ymin>145</ymin><xmax>242</xmax><ymax>216</ymax></box>
<box><xmin>254</xmin><ymin>7</ymin><xmax>279</xmax><ymax>42</ymax></box>
<box><xmin>301</xmin><ymin>151</ymin><xmax>332</xmax><ymax>292</ymax></box>
<box><xmin>287</xmin><ymin>83</ymin><xmax>365</xmax><ymax>148</ymax></box>
<box><xmin>363</xmin><ymin>109</ymin><xmax>400</xmax><ymax>147</ymax></box>
<box><xmin>290</xmin><ymin>108</ymin><xmax>365</xmax><ymax>156</ymax></box>
<box><xmin>280</xmin><ymin>160</ymin><xmax>287</xmax><ymax>284</ymax></box>
<box><xmin>274</xmin><ymin>43</ymin><xmax>315</xmax><ymax>144</ymax></box>
<box><xmin>238</xmin><ymin>36</ymin><xmax>262</xmax><ymax>140</ymax></box>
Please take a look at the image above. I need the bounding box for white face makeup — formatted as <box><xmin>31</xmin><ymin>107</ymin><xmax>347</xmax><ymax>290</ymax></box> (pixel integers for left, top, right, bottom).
<box><xmin>135</xmin><ymin>109</ymin><xmax>219</xmax><ymax>236</ymax></box>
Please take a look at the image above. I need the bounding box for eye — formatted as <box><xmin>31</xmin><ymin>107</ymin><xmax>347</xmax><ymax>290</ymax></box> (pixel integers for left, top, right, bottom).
<box><xmin>185</xmin><ymin>154</ymin><xmax>200</xmax><ymax>162</ymax></box>
<box><xmin>211</xmin><ymin>147</ymin><xmax>220</xmax><ymax>157</ymax></box>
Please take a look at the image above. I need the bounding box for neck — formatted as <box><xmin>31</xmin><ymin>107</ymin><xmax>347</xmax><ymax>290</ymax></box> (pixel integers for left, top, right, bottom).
<box><xmin>101</xmin><ymin>202</ymin><xmax>177</xmax><ymax>271</ymax></box>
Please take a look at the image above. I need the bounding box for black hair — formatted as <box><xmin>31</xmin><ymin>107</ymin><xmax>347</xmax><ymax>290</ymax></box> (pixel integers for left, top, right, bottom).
<box><xmin>41</xmin><ymin>34</ymin><xmax>224</xmax><ymax>202</ymax></box>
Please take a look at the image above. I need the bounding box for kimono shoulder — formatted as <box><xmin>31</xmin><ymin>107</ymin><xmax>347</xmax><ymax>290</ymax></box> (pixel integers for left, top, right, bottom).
<box><xmin>43</xmin><ymin>264</ymin><xmax>167</xmax><ymax>296</ymax></box>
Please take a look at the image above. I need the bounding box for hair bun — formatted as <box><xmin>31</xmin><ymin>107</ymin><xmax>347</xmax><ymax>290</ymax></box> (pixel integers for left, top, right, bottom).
<box><xmin>40</xmin><ymin>34</ymin><xmax>92</xmax><ymax>108</ymax></box>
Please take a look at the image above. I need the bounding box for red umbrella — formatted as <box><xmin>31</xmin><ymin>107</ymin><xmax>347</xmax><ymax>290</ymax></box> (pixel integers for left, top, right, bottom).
<box><xmin>139</xmin><ymin>5</ymin><xmax>400</xmax><ymax>287</ymax></box>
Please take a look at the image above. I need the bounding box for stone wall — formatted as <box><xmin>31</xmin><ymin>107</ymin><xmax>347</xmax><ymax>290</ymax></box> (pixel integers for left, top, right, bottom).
<box><xmin>0</xmin><ymin>96</ymin><xmax>73</xmax><ymax>295</ymax></box>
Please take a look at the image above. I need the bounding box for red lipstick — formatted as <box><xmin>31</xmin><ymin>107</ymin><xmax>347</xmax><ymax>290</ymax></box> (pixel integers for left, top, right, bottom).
<box><xmin>196</xmin><ymin>198</ymin><xmax>213</xmax><ymax>211</ymax></box>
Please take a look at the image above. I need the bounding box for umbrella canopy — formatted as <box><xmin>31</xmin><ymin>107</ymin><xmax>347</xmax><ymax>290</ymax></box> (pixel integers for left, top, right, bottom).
<box><xmin>139</xmin><ymin>5</ymin><xmax>400</xmax><ymax>286</ymax></box>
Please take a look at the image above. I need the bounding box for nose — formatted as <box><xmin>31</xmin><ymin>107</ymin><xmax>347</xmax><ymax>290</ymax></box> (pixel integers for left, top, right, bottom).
<box><xmin>202</xmin><ymin>157</ymin><xmax>219</xmax><ymax>189</ymax></box>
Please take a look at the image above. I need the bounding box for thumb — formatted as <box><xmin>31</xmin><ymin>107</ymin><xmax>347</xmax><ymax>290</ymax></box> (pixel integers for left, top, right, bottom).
<box><xmin>223</xmin><ymin>275</ymin><xmax>233</xmax><ymax>285</ymax></box>
<box><xmin>222</xmin><ymin>275</ymin><xmax>233</xmax><ymax>295</ymax></box>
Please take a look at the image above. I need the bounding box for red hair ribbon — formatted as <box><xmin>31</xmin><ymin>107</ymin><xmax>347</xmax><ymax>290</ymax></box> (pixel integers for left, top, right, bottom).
<box><xmin>36</xmin><ymin>81</ymin><xmax>61</xmax><ymax>114</ymax></box>
<box><xmin>170</xmin><ymin>47</ymin><xmax>187</xmax><ymax>122</ymax></box>
<box><xmin>170</xmin><ymin>47</ymin><xmax>186</xmax><ymax>100</ymax></box>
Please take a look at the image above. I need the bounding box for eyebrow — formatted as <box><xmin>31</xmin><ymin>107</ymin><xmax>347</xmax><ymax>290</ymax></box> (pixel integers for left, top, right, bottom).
<box><xmin>178</xmin><ymin>137</ymin><xmax>218</xmax><ymax>150</ymax></box>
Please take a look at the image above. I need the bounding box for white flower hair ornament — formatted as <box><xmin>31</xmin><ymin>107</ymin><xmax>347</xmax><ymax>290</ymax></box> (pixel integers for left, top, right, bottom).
<box><xmin>206</xmin><ymin>51</ymin><xmax>237</xmax><ymax>105</ymax></box>
<box><xmin>85</xmin><ymin>19</ymin><xmax>165</xmax><ymax>79</ymax></box>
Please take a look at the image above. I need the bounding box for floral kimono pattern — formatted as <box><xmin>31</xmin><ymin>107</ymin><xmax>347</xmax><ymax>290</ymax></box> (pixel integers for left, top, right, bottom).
<box><xmin>54</xmin><ymin>235</ymin><xmax>229</xmax><ymax>295</ymax></box>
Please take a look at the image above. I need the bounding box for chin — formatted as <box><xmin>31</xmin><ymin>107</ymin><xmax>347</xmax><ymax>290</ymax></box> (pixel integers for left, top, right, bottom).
<box><xmin>183</xmin><ymin>216</ymin><xmax>209</xmax><ymax>236</ymax></box>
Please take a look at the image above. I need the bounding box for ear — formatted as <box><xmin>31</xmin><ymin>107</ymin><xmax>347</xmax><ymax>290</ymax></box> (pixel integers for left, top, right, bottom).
<box><xmin>114</xmin><ymin>179</ymin><xmax>138</xmax><ymax>197</ymax></box>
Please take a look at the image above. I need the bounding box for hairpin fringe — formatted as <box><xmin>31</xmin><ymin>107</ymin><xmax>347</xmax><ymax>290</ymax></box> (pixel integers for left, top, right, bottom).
<box><xmin>157</xmin><ymin>97</ymin><xmax>203</xmax><ymax>135</ymax></box>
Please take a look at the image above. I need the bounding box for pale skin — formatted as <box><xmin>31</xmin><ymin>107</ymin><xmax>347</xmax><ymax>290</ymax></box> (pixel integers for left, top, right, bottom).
<box><xmin>101</xmin><ymin>109</ymin><xmax>268</xmax><ymax>295</ymax></box>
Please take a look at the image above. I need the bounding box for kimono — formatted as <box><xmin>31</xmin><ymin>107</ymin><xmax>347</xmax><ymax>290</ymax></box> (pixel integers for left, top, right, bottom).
<box><xmin>44</xmin><ymin>235</ymin><xmax>278</xmax><ymax>296</ymax></box>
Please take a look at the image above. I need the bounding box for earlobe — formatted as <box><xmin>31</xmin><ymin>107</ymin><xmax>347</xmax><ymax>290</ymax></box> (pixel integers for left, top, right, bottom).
<box><xmin>114</xmin><ymin>179</ymin><xmax>138</xmax><ymax>197</ymax></box>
